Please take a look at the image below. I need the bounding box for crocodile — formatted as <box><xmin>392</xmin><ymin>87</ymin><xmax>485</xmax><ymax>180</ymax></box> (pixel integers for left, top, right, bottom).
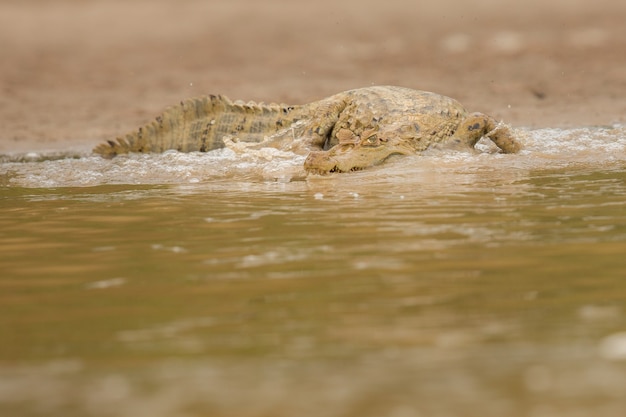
<box><xmin>94</xmin><ymin>86</ymin><xmax>521</xmax><ymax>173</ymax></box>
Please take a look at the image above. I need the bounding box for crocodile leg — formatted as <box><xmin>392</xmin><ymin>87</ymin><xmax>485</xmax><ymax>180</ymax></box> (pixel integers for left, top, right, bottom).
<box><xmin>240</xmin><ymin>95</ymin><xmax>349</xmax><ymax>154</ymax></box>
<box><xmin>450</xmin><ymin>112</ymin><xmax>521</xmax><ymax>153</ymax></box>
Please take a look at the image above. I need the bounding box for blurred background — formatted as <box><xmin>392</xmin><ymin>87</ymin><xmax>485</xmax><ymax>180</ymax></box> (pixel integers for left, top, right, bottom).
<box><xmin>1</xmin><ymin>0</ymin><xmax>625</xmax><ymax>152</ymax></box>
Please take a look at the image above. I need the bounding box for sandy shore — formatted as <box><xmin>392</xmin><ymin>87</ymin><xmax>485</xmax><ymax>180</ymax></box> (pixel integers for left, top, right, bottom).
<box><xmin>1</xmin><ymin>0</ymin><xmax>625</xmax><ymax>153</ymax></box>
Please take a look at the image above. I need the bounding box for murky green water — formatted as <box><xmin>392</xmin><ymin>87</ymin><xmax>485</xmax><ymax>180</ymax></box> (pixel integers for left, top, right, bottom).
<box><xmin>1</xmin><ymin>127</ymin><xmax>626</xmax><ymax>416</ymax></box>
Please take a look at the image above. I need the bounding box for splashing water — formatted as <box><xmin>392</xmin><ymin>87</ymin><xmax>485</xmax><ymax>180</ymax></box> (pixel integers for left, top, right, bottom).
<box><xmin>1</xmin><ymin>125</ymin><xmax>624</xmax><ymax>188</ymax></box>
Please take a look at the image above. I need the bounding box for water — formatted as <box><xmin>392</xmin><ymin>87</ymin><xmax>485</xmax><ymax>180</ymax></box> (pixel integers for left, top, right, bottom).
<box><xmin>1</xmin><ymin>126</ymin><xmax>626</xmax><ymax>417</ymax></box>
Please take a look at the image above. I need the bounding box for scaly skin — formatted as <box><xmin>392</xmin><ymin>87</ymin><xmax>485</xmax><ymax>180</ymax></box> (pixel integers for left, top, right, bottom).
<box><xmin>94</xmin><ymin>86</ymin><xmax>521</xmax><ymax>173</ymax></box>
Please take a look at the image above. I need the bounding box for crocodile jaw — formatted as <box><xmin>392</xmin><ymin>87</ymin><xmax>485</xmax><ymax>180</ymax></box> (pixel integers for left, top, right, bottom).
<box><xmin>303</xmin><ymin>143</ymin><xmax>413</xmax><ymax>174</ymax></box>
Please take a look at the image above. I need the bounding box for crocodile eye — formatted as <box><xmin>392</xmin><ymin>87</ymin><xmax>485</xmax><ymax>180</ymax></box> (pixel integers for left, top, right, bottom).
<box><xmin>363</xmin><ymin>134</ymin><xmax>379</xmax><ymax>147</ymax></box>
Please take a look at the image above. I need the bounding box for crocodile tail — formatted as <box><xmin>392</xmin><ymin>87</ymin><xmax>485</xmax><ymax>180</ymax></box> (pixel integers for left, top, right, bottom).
<box><xmin>93</xmin><ymin>95</ymin><xmax>289</xmax><ymax>158</ymax></box>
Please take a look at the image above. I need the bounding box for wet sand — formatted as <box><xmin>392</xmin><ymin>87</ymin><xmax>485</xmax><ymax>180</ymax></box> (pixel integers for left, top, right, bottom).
<box><xmin>1</xmin><ymin>0</ymin><xmax>625</xmax><ymax>154</ymax></box>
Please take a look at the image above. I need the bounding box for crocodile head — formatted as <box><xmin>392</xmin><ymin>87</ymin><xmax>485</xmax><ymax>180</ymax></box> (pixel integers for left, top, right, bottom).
<box><xmin>303</xmin><ymin>126</ymin><xmax>415</xmax><ymax>174</ymax></box>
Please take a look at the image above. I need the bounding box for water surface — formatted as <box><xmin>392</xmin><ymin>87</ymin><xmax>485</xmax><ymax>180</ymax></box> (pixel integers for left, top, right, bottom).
<box><xmin>1</xmin><ymin>126</ymin><xmax>626</xmax><ymax>417</ymax></box>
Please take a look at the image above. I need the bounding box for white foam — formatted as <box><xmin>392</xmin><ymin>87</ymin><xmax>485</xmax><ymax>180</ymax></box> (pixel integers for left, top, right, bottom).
<box><xmin>599</xmin><ymin>332</ymin><xmax>626</xmax><ymax>361</ymax></box>
<box><xmin>1</xmin><ymin>125</ymin><xmax>624</xmax><ymax>188</ymax></box>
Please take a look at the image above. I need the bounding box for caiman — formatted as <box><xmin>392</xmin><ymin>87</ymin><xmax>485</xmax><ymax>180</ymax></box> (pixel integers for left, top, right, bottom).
<box><xmin>94</xmin><ymin>86</ymin><xmax>521</xmax><ymax>173</ymax></box>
